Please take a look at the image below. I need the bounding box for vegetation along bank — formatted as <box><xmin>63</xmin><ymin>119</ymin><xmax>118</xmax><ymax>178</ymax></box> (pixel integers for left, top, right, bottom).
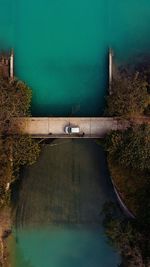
<box><xmin>0</xmin><ymin>76</ymin><xmax>40</xmax><ymax>267</ymax></box>
<box><xmin>102</xmin><ymin>62</ymin><xmax>150</xmax><ymax>267</ymax></box>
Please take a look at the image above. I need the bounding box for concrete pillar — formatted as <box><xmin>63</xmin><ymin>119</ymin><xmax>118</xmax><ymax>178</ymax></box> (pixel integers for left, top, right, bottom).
<box><xmin>109</xmin><ymin>48</ymin><xmax>113</xmax><ymax>95</ymax></box>
<box><xmin>10</xmin><ymin>49</ymin><xmax>14</xmax><ymax>79</ymax></box>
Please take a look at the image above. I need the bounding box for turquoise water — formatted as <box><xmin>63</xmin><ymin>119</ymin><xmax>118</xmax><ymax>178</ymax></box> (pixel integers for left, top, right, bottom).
<box><xmin>1</xmin><ymin>1</ymin><xmax>150</xmax><ymax>115</ymax></box>
<box><xmin>11</xmin><ymin>228</ymin><xmax>119</xmax><ymax>267</ymax></box>
<box><xmin>1</xmin><ymin>1</ymin><xmax>150</xmax><ymax>266</ymax></box>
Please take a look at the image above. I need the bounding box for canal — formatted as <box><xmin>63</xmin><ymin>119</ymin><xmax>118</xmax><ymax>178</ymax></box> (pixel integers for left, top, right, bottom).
<box><xmin>1</xmin><ymin>0</ymin><xmax>150</xmax><ymax>116</ymax></box>
<box><xmin>11</xmin><ymin>140</ymin><xmax>119</xmax><ymax>267</ymax></box>
<box><xmin>0</xmin><ymin>0</ymin><xmax>150</xmax><ymax>266</ymax></box>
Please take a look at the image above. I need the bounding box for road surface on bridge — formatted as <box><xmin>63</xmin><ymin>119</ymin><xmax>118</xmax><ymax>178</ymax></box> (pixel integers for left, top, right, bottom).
<box><xmin>13</xmin><ymin>117</ymin><xmax>130</xmax><ymax>138</ymax></box>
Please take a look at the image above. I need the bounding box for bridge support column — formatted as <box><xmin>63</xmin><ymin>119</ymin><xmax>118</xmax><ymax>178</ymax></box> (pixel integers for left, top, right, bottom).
<box><xmin>109</xmin><ymin>48</ymin><xmax>113</xmax><ymax>95</ymax></box>
<box><xmin>10</xmin><ymin>49</ymin><xmax>14</xmax><ymax>80</ymax></box>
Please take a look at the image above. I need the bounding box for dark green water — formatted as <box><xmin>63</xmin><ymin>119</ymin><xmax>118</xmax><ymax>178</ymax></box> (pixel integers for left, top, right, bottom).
<box><xmin>1</xmin><ymin>0</ymin><xmax>150</xmax><ymax>115</ymax></box>
<box><xmin>11</xmin><ymin>140</ymin><xmax>119</xmax><ymax>267</ymax></box>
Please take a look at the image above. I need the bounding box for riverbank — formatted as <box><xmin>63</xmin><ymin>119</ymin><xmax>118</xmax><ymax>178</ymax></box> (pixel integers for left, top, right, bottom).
<box><xmin>0</xmin><ymin>207</ymin><xmax>12</xmax><ymax>267</ymax></box>
<box><xmin>105</xmin><ymin>123</ymin><xmax>150</xmax><ymax>217</ymax></box>
<box><xmin>108</xmin><ymin>159</ymin><xmax>136</xmax><ymax>217</ymax></box>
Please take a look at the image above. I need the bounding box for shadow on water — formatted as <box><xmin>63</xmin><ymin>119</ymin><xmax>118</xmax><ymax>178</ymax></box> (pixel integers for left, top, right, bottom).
<box><xmin>14</xmin><ymin>139</ymin><xmax>118</xmax><ymax>228</ymax></box>
<box><xmin>11</xmin><ymin>139</ymin><xmax>55</xmax><ymax>211</ymax></box>
<box><xmin>9</xmin><ymin>140</ymin><xmax>120</xmax><ymax>267</ymax></box>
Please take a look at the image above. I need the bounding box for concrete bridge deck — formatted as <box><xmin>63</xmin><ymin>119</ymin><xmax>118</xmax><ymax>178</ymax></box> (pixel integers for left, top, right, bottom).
<box><xmin>13</xmin><ymin>117</ymin><xmax>131</xmax><ymax>138</ymax></box>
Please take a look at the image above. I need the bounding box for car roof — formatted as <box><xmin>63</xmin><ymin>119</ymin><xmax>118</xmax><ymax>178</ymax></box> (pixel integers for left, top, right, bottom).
<box><xmin>71</xmin><ymin>127</ymin><xmax>80</xmax><ymax>133</ymax></box>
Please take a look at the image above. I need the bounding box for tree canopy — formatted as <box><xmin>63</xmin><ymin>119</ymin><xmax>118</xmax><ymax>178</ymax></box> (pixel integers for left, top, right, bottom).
<box><xmin>103</xmin><ymin>125</ymin><xmax>150</xmax><ymax>266</ymax></box>
<box><xmin>0</xmin><ymin>79</ymin><xmax>31</xmax><ymax>119</ymax></box>
<box><xmin>0</xmin><ymin>78</ymin><xmax>32</xmax><ymax>135</ymax></box>
<box><xmin>0</xmin><ymin>78</ymin><xmax>40</xmax><ymax>207</ymax></box>
<box><xmin>105</xmin><ymin>124</ymin><xmax>150</xmax><ymax>172</ymax></box>
<box><xmin>102</xmin><ymin>203</ymin><xmax>150</xmax><ymax>267</ymax></box>
<box><xmin>106</xmin><ymin>71</ymin><xmax>150</xmax><ymax>118</ymax></box>
<box><xmin>103</xmin><ymin>61</ymin><xmax>150</xmax><ymax>267</ymax></box>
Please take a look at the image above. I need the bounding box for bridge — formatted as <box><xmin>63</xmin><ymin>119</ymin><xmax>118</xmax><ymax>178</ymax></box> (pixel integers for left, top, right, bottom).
<box><xmin>11</xmin><ymin>117</ymin><xmax>132</xmax><ymax>138</ymax></box>
<box><xmin>11</xmin><ymin>116</ymin><xmax>150</xmax><ymax>138</ymax></box>
<box><xmin>4</xmin><ymin>48</ymin><xmax>149</xmax><ymax>139</ymax></box>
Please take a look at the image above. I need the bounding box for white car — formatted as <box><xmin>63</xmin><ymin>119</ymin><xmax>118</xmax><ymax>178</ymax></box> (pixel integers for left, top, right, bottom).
<box><xmin>64</xmin><ymin>125</ymin><xmax>80</xmax><ymax>134</ymax></box>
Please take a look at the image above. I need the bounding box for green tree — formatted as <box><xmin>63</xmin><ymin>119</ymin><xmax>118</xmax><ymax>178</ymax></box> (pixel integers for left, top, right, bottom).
<box><xmin>103</xmin><ymin>61</ymin><xmax>150</xmax><ymax>267</ymax></box>
<box><xmin>102</xmin><ymin>203</ymin><xmax>150</xmax><ymax>267</ymax></box>
<box><xmin>0</xmin><ymin>78</ymin><xmax>32</xmax><ymax>133</ymax></box>
<box><xmin>0</xmin><ymin>78</ymin><xmax>40</xmax><ymax>207</ymax></box>
<box><xmin>12</xmin><ymin>135</ymin><xmax>40</xmax><ymax>168</ymax></box>
<box><xmin>106</xmin><ymin>72</ymin><xmax>150</xmax><ymax>118</ymax></box>
<box><xmin>105</xmin><ymin>124</ymin><xmax>150</xmax><ymax>171</ymax></box>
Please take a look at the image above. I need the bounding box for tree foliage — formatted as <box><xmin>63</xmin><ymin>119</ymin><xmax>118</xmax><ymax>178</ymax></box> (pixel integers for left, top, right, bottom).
<box><xmin>106</xmin><ymin>71</ymin><xmax>150</xmax><ymax>118</ymax></box>
<box><xmin>0</xmin><ymin>79</ymin><xmax>31</xmax><ymax>119</ymax></box>
<box><xmin>103</xmin><ymin>61</ymin><xmax>150</xmax><ymax>266</ymax></box>
<box><xmin>103</xmin><ymin>204</ymin><xmax>150</xmax><ymax>267</ymax></box>
<box><xmin>103</xmin><ymin>125</ymin><xmax>150</xmax><ymax>266</ymax></box>
<box><xmin>0</xmin><ymin>78</ymin><xmax>40</xmax><ymax>207</ymax></box>
<box><xmin>12</xmin><ymin>135</ymin><xmax>40</xmax><ymax>168</ymax></box>
<box><xmin>0</xmin><ymin>78</ymin><xmax>32</xmax><ymax>134</ymax></box>
<box><xmin>105</xmin><ymin>124</ymin><xmax>150</xmax><ymax>172</ymax></box>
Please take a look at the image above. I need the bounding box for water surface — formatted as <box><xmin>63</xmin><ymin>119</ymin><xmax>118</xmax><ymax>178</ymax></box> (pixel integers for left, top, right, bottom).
<box><xmin>0</xmin><ymin>0</ymin><xmax>150</xmax><ymax>115</ymax></box>
<box><xmin>11</xmin><ymin>227</ymin><xmax>118</xmax><ymax>267</ymax></box>
<box><xmin>11</xmin><ymin>140</ymin><xmax>120</xmax><ymax>267</ymax></box>
<box><xmin>1</xmin><ymin>1</ymin><xmax>150</xmax><ymax>266</ymax></box>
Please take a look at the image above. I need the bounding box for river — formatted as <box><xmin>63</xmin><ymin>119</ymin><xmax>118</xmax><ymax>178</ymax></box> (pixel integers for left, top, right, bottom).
<box><xmin>11</xmin><ymin>140</ymin><xmax>119</xmax><ymax>267</ymax></box>
<box><xmin>1</xmin><ymin>0</ymin><xmax>150</xmax><ymax>266</ymax></box>
<box><xmin>1</xmin><ymin>0</ymin><xmax>150</xmax><ymax>116</ymax></box>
